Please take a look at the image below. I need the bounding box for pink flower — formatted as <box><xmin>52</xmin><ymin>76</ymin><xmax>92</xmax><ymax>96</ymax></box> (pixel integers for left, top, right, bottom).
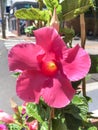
<box><xmin>0</xmin><ymin>124</ymin><xmax>8</xmax><ymax>130</ymax></box>
<box><xmin>27</xmin><ymin>120</ymin><xmax>38</xmax><ymax>130</ymax></box>
<box><xmin>8</xmin><ymin>27</ymin><xmax>91</xmax><ymax>108</ymax></box>
<box><xmin>0</xmin><ymin>110</ymin><xmax>14</xmax><ymax>123</ymax></box>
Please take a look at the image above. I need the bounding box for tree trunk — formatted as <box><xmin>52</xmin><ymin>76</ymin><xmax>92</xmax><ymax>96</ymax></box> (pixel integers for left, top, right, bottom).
<box><xmin>1</xmin><ymin>0</ymin><xmax>6</xmax><ymax>38</ymax></box>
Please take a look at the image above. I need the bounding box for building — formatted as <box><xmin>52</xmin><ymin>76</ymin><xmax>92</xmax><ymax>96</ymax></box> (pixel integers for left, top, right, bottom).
<box><xmin>9</xmin><ymin>0</ymin><xmax>39</xmax><ymax>35</ymax></box>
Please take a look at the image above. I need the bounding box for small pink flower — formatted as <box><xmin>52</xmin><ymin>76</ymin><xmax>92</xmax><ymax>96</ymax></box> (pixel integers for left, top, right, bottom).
<box><xmin>8</xmin><ymin>27</ymin><xmax>91</xmax><ymax>108</ymax></box>
<box><xmin>0</xmin><ymin>124</ymin><xmax>8</xmax><ymax>130</ymax></box>
<box><xmin>27</xmin><ymin>120</ymin><xmax>38</xmax><ymax>130</ymax></box>
<box><xmin>0</xmin><ymin>110</ymin><xmax>14</xmax><ymax>123</ymax></box>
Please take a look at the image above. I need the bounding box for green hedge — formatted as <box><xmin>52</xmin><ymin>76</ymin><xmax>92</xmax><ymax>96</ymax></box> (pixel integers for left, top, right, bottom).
<box><xmin>89</xmin><ymin>55</ymin><xmax>98</xmax><ymax>73</ymax></box>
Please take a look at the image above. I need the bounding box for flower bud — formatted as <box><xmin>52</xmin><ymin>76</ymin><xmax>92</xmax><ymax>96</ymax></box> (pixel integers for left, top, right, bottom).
<box><xmin>50</xmin><ymin>8</ymin><xmax>59</xmax><ymax>32</ymax></box>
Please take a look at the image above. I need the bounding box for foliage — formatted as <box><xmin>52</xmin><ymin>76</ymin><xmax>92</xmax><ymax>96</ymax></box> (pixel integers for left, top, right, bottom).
<box><xmin>15</xmin><ymin>8</ymin><xmax>50</xmax><ymax>22</ymax></box>
<box><xmin>25</xmin><ymin>25</ymin><xmax>37</xmax><ymax>35</ymax></box>
<box><xmin>0</xmin><ymin>94</ymin><xmax>97</xmax><ymax>130</ymax></box>
<box><xmin>15</xmin><ymin>0</ymin><xmax>94</xmax><ymax>22</ymax></box>
<box><xmin>60</xmin><ymin>0</ymin><xmax>94</xmax><ymax>21</ymax></box>
<box><xmin>43</xmin><ymin>0</ymin><xmax>62</xmax><ymax>14</ymax></box>
<box><xmin>89</xmin><ymin>55</ymin><xmax>98</xmax><ymax>73</ymax></box>
<box><xmin>60</xmin><ymin>27</ymin><xmax>75</xmax><ymax>43</ymax></box>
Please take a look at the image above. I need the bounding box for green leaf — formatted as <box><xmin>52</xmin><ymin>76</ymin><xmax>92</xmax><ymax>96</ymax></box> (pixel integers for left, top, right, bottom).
<box><xmin>26</xmin><ymin>103</ymin><xmax>43</xmax><ymax>123</ymax></box>
<box><xmin>43</xmin><ymin>0</ymin><xmax>62</xmax><ymax>14</ymax></box>
<box><xmin>15</xmin><ymin>8</ymin><xmax>50</xmax><ymax>22</ymax></box>
<box><xmin>65</xmin><ymin>113</ymin><xmax>83</xmax><ymax>130</ymax></box>
<box><xmin>87</xmin><ymin>126</ymin><xmax>97</xmax><ymax>130</ymax></box>
<box><xmin>52</xmin><ymin>119</ymin><xmax>67</xmax><ymax>130</ymax></box>
<box><xmin>61</xmin><ymin>0</ymin><xmax>94</xmax><ymax>21</ymax></box>
<box><xmin>40</xmin><ymin>121</ymin><xmax>48</xmax><ymax>130</ymax></box>
<box><xmin>12</xmin><ymin>72</ymin><xmax>21</xmax><ymax>77</ymax></box>
<box><xmin>60</xmin><ymin>27</ymin><xmax>75</xmax><ymax>43</ymax></box>
<box><xmin>25</xmin><ymin>25</ymin><xmax>37</xmax><ymax>34</ymax></box>
<box><xmin>65</xmin><ymin>95</ymin><xmax>88</xmax><ymax>121</ymax></box>
<box><xmin>7</xmin><ymin>123</ymin><xmax>22</xmax><ymax>130</ymax></box>
<box><xmin>72</xmin><ymin>95</ymin><xmax>85</xmax><ymax>105</ymax></box>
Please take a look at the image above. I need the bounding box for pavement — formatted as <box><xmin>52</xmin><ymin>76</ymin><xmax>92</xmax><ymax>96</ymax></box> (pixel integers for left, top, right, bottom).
<box><xmin>0</xmin><ymin>31</ymin><xmax>98</xmax><ymax>115</ymax></box>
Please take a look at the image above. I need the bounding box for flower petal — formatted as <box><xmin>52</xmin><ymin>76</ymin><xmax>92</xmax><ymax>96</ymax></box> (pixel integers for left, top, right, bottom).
<box><xmin>34</xmin><ymin>27</ymin><xmax>66</xmax><ymax>58</ymax></box>
<box><xmin>16</xmin><ymin>70</ymin><xmax>47</xmax><ymax>103</ymax></box>
<box><xmin>0</xmin><ymin>111</ymin><xmax>14</xmax><ymax>123</ymax></box>
<box><xmin>8</xmin><ymin>43</ymin><xmax>45</xmax><ymax>71</ymax></box>
<box><xmin>41</xmin><ymin>73</ymin><xmax>75</xmax><ymax>108</ymax></box>
<box><xmin>62</xmin><ymin>44</ymin><xmax>91</xmax><ymax>81</ymax></box>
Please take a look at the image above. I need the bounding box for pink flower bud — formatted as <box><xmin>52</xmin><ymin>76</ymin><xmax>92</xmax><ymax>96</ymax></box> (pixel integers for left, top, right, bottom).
<box><xmin>27</xmin><ymin>120</ymin><xmax>38</xmax><ymax>130</ymax></box>
<box><xmin>0</xmin><ymin>110</ymin><xmax>14</xmax><ymax>123</ymax></box>
<box><xmin>50</xmin><ymin>8</ymin><xmax>59</xmax><ymax>32</ymax></box>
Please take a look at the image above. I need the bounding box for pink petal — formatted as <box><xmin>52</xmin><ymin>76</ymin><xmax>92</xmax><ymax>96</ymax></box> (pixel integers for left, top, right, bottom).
<box><xmin>41</xmin><ymin>73</ymin><xmax>75</xmax><ymax>108</ymax></box>
<box><xmin>16</xmin><ymin>70</ymin><xmax>47</xmax><ymax>103</ymax></box>
<box><xmin>62</xmin><ymin>44</ymin><xmax>91</xmax><ymax>81</ymax></box>
<box><xmin>0</xmin><ymin>124</ymin><xmax>8</xmax><ymax>130</ymax></box>
<box><xmin>8</xmin><ymin>43</ymin><xmax>45</xmax><ymax>71</ymax></box>
<box><xmin>27</xmin><ymin>120</ymin><xmax>38</xmax><ymax>130</ymax></box>
<box><xmin>34</xmin><ymin>27</ymin><xmax>66</xmax><ymax>58</ymax></box>
<box><xmin>0</xmin><ymin>111</ymin><xmax>14</xmax><ymax>123</ymax></box>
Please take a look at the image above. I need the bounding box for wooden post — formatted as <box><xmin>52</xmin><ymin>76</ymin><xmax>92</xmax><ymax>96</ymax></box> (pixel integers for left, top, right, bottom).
<box><xmin>80</xmin><ymin>13</ymin><xmax>86</xmax><ymax>96</ymax></box>
<box><xmin>1</xmin><ymin>0</ymin><xmax>6</xmax><ymax>38</ymax></box>
<box><xmin>16</xmin><ymin>18</ymin><xmax>20</xmax><ymax>36</ymax></box>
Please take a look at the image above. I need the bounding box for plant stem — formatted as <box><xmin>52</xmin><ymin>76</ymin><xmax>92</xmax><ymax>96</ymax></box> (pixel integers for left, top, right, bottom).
<box><xmin>48</xmin><ymin>108</ymin><xmax>54</xmax><ymax>130</ymax></box>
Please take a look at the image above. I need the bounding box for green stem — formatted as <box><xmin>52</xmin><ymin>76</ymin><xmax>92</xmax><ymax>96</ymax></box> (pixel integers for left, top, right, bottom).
<box><xmin>48</xmin><ymin>108</ymin><xmax>54</xmax><ymax>130</ymax></box>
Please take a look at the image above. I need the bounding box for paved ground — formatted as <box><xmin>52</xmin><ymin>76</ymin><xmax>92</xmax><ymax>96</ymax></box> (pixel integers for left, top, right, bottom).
<box><xmin>0</xmin><ymin>31</ymin><xmax>98</xmax><ymax>115</ymax></box>
<box><xmin>0</xmin><ymin>41</ymin><xmax>23</xmax><ymax>114</ymax></box>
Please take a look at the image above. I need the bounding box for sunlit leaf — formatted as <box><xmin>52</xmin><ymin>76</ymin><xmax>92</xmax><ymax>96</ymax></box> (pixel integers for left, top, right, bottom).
<box><xmin>40</xmin><ymin>121</ymin><xmax>48</xmax><ymax>130</ymax></box>
<box><xmin>26</xmin><ymin>103</ymin><xmax>43</xmax><ymax>123</ymax></box>
<box><xmin>43</xmin><ymin>0</ymin><xmax>62</xmax><ymax>13</ymax></box>
<box><xmin>61</xmin><ymin>0</ymin><xmax>94</xmax><ymax>21</ymax></box>
<box><xmin>15</xmin><ymin>8</ymin><xmax>50</xmax><ymax>22</ymax></box>
<box><xmin>8</xmin><ymin>124</ymin><xmax>22</xmax><ymax>130</ymax></box>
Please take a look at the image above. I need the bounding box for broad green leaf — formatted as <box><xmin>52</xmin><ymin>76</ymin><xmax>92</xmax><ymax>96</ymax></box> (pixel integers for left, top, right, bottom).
<box><xmin>52</xmin><ymin>119</ymin><xmax>67</xmax><ymax>130</ymax></box>
<box><xmin>72</xmin><ymin>96</ymin><xmax>89</xmax><ymax>121</ymax></box>
<box><xmin>61</xmin><ymin>0</ymin><xmax>94</xmax><ymax>21</ymax></box>
<box><xmin>65</xmin><ymin>113</ymin><xmax>83</xmax><ymax>130</ymax></box>
<box><xmin>64</xmin><ymin>95</ymin><xmax>88</xmax><ymax>121</ymax></box>
<box><xmin>43</xmin><ymin>0</ymin><xmax>62</xmax><ymax>13</ymax></box>
<box><xmin>15</xmin><ymin>8</ymin><xmax>50</xmax><ymax>22</ymax></box>
<box><xmin>26</xmin><ymin>103</ymin><xmax>43</xmax><ymax>123</ymax></box>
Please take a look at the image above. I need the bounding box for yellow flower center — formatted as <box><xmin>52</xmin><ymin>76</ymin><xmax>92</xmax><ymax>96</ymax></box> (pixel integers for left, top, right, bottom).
<box><xmin>41</xmin><ymin>61</ymin><xmax>58</xmax><ymax>76</ymax></box>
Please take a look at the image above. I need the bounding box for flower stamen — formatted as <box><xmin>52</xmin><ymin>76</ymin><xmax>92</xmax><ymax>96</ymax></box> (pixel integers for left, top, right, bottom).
<box><xmin>41</xmin><ymin>61</ymin><xmax>58</xmax><ymax>76</ymax></box>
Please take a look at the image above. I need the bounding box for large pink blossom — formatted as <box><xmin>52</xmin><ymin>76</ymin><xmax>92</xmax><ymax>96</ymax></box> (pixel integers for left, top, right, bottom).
<box><xmin>8</xmin><ymin>27</ymin><xmax>91</xmax><ymax>108</ymax></box>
